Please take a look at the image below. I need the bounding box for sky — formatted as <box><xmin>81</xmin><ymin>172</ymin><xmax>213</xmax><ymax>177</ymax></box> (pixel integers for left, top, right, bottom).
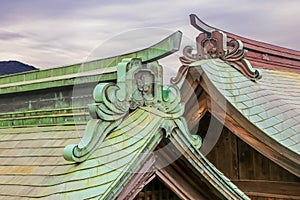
<box><xmin>0</xmin><ymin>0</ymin><xmax>299</xmax><ymax>70</ymax></box>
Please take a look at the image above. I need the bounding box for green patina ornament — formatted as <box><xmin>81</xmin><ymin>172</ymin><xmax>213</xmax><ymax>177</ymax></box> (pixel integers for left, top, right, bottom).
<box><xmin>63</xmin><ymin>57</ymin><xmax>201</xmax><ymax>162</ymax></box>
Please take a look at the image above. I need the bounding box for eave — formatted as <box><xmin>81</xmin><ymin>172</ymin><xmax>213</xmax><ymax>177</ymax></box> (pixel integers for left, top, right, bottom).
<box><xmin>0</xmin><ymin>31</ymin><xmax>182</xmax><ymax>95</ymax></box>
<box><xmin>182</xmin><ymin>59</ymin><xmax>300</xmax><ymax>177</ymax></box>
<box><xmin>114</xmin><ymin>108</ymin><xmax>249</xmax><ymax>200</ymax></box>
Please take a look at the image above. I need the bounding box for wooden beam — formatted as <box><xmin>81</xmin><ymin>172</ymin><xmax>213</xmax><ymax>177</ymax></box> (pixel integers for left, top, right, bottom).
<box><xmin>180</xmin><ymin>69</ymin><xmax>201</xmax><ymax>103</ymax></box>
<box><xmin>183</xmin><ymin>87</ymin><xmax>208</xmax><ymax>133</ymax></box>
<box><xmin>116</xmin><ymin>156</ymin><xmax>156</xmax><ymax>200</ymax></box>
<box><xmin>155</xmin><ymin>150</ymin><xmax>214</xmax><ymax>200</ymax></box>
<box><xmin>232</xmin><ymin>180</ymin><xmax>300</xmax><ymax>199</ymax></box>
<box><xmin>156</xmin><ymin>167</ymin><xmax>207</xmax><ymax>200</ymax></box>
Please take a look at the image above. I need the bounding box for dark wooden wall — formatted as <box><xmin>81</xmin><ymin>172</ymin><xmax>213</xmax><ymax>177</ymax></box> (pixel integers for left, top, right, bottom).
<box><xmin>200</xmin><ymin>113</ymin><xmax>300</xmax><ymax>199</ymax></box>
<box><xmin>134</xmin><ymin>178</ymin><xmax>181</xmax><ymax>200</ymax></box>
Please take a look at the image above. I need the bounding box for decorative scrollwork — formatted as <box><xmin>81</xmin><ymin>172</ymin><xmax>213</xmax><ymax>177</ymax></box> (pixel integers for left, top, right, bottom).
<box><xmin>174</xmin><ymin>27</ymin><xmax>261</xmax><ymax>82</ymax></box>
<box><xmin>179</xmin><ymin>46</ymin><xmax>199</xmax><ymax>66</ymax></box>
<box><xmin>172</xmin><ymin>14</ymin><xmax>262</xmax><ymax>83</ymax></box>
<box><xmin>196</xmin><ymin>31</ymin><xmax>227</xmax><ymax>59</ymax></box>
<box><xmin>170</xmin><ymin>65</ymin><xmax>189</xmax><ymax>84</ymax></box>
<box><xmin>162</xmin><ymin>84</ymin><xmax>184</xmax><ymax>117</ymax></box>
<box><xmin>64</xmin><ymin>58</ymin><xmax>187</xmax><ymax>162</ymax></box>
<box><xmin>171</xmin><ymin>46</ymin><xmax>197</xmax><ymax>84</ymax></box>
<box><xmin>224</xmin><ymin>39</ymin><xmax>262</xmax><ymax>80</ymax></box>
<box><xmin>63</xmin><ymin>82</ymin><xmax>129</xmax><ymax>162</ymax></box>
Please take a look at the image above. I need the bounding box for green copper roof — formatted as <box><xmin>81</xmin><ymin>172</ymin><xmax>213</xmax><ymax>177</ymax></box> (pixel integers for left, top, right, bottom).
<box><xmin>0</xmin><ymin>56</ymin><xmax>248</xmax><ymax>199</ymax></box>
<box><xmin>0</xmin><ymin>109</ymin><xmax>161</xmax><ymax>199</ymax></box>
<box><xmin>0</xmin><ymin>31</ymin><xmax>182</xmax><ymax>95</ymax></box>
<box><xmin>0</xmin><ymin>107</ymin><xmax>249</xmax><ymax>199</ymax></box>
<box><xmin>0</xmin><ymin>30</ymin><xmax>249</xmax><ymax>199</ymax></box>
<box><xmin>191</xmin><ymin>59</ymin><xmax>300</xmax><ymax>155</ymax></box>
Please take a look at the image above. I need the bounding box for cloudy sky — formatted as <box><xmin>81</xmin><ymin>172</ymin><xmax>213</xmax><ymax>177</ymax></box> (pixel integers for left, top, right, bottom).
<box><xmin>0</xmin><ymin>0</ymin><xmax>299</xmax><ymax>69</ymax></box>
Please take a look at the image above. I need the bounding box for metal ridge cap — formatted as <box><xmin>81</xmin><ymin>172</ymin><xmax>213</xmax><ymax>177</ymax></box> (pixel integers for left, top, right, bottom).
<box><xmin>0</xmin><ymin>31</ymin><xmax>182</xmax><ymax>86</ymax></box>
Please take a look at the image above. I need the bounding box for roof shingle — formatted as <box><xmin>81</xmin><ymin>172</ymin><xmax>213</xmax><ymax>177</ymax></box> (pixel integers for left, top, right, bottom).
<box><xmin>193</xmin><ymin>59</ymin><xmax>300</xmax><ymax>155</ymax></box>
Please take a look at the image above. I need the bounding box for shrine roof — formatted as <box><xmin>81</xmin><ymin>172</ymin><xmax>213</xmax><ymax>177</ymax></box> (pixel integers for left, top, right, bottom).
<box><xmin>0</xmin><ymin>107</ymin><xmax>248</xmax><ymax>199</ymax></box>
<box><xmin>0</xmin><ymin>31</ymin><xmax>181</xmax><ymax>95</ymax></box>
<box><xmin>194</xmin><ymin>59</ymin><xmax>300</xmax><ymax>154</ymax></box>
<box><xmin>188</xmin><ymin>58</ymin><xmax>300</xmax><ymax>176</ymax></box>
<box><xmin>179</xmin><ymin>16</ymin><xmax>300</xmax><ymax>175</ymax></box>
<box><xmin>0</xmin><ymin>109</ymin><xmax>158</xmax><ymax>199</ymax></box>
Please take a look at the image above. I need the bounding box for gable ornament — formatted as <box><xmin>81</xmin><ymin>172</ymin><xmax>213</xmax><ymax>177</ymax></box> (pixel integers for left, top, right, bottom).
<box><xmin>63</xmin><ymin>58</ymin><xmax>201</xmax><ymax>162</ymax></box>
<box><xmin>172</xmin><ymin>14</ymin><xmax>262</xmax><ymax>84</ymax></box>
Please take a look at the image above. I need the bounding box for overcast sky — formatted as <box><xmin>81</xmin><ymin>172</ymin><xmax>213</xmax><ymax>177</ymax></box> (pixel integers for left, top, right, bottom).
<box><xmin>0</xmin><ymin>0</ymin><xmax>299</xmax><ymax>69</ymax></box>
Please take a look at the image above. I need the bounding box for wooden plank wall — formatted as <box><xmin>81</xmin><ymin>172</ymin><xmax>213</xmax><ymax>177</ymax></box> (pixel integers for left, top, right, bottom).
<box><xmin>201</xmin><ymin>113</ymin><xmax>300</xmax><ymax>199</ymax></box>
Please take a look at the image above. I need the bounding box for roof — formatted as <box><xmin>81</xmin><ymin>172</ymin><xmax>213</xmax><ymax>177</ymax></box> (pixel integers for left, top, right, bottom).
<box><xmin>0</xmin><ymin>107</ymin><xmax>248</xmax><ymax>199</ymax></box>
<box><xmin>0</xmin><ymin>61</ymin><xmax>38</xmax><ymax>76</ymax></box>
<box><xmin>0</xmin><ymin>109</ymin><xmax>154</xmax><ymax>199</ymax></box>
<box><xmin>0</xmin><ymin>31</ymin><xmax>181</xmax><ymax>95</ymax></box>
<box><xmin>194</xmin><ymin>59</ymin><xmax>300</xmax><ymax>153</ymax></box>
<box><xmin>226</xmin><ymin>31</ymin><xmax>300</xmax><ymax>73</ymax></box>
<box><xmin>2</xmin><ymin>14</ymin><xmax>299</xmax><ymax>199</ymax></box>
<box><xmin>0</xmin><ymin>109</ymin><xmax>159</xmax><ymax>199</ymax></box>
<box><xmin>175</xmin><ymin>15</ymin><xmax>300</xmax><ymax>177</ymax></box>
<box><xmin>188</xmin><ymin>58</ymin><xmax>300</xmax><ymax>176</ymax></box>
<box><xmin>0</xmin><ymin>30</ymin><xmax>249</xmax><ymax>199</ymax></box>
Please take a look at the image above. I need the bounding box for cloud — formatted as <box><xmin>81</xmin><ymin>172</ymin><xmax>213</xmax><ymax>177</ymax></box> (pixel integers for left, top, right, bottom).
<box><xmin>0</xmin><ymin>31</ymin><xmax>26</xmax><ymax>40</ymax></box>
<box><xmin>0</xmin><ymin>0</ymin><xmax>299</xmax><ymax>69</ymax></box>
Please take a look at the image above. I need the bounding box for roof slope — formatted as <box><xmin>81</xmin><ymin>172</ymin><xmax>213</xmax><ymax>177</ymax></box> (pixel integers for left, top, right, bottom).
<box><xmin>0</xmin><ymin>109</ymin><xmax>161</xmax><ymax>199</ymax></box>
<box><xmin>0</xmin><ymin>107</ymin><xmax>249</xmax><ymax>199</ymax></box>
<box><xmin>190</xmin><ymin>59</ymin><xmax>300</xmax><ymax>176</ymax></box>
<box><xmin>0</xmin><ymin>31</ymin><xmax>181</xmax><ymax>95</ymax></box>
<box><xmin>175</xmin><ymin>14</ymin><xmax>300</xmax><ymax>177</ymax></box>
<box><xmin>197</xmin><ymin>59</ymin><xmax>300</xmax><ymax>154</ymax></box>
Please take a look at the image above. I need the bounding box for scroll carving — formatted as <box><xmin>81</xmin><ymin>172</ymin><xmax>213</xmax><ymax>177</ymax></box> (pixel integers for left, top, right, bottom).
<box><xmin>63</xmin><ymin>58</ymin><xmax>187</xmax><ymax>162</ymax></box>
<box><xmin>224</xmin><ymin>39</ymin><xmax>262</xmax><ymax>80</ymax></box>
<box><xmin>172</xmin><ymin>14</ymin><xmax>262</xmax><ymax>83</ymax></box>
